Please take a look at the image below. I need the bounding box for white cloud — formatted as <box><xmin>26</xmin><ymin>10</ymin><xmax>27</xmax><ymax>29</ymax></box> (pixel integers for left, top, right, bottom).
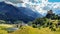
<box><xmin>1</xmin><ymin>0</ymin><xmax>60</xmax><ymax>15</ymax></box>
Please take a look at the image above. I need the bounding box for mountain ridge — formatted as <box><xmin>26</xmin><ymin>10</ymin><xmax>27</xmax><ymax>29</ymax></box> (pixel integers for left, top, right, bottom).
<box><xmin>0</xmin><ymin>2</ymin><xmax>42</xmax><ymax>23</ymax></box>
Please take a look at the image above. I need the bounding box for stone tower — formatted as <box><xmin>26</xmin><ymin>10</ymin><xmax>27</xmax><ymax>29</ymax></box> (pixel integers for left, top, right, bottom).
<box><xmin>46</xmin><ymin>10</ymin><xmax>54</xmax><ymax>18</ymax></box>
<box><xmin>47</xmin><ymin>10</ymin><xmax>53</xmax><ymax>14</ymax></box>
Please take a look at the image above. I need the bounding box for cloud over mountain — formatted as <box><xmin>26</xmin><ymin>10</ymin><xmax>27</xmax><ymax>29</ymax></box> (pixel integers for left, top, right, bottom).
<box><xmin>0</xmin><ymin>0</ymin><xmax>60</xmax><ymax>15</ymax></box>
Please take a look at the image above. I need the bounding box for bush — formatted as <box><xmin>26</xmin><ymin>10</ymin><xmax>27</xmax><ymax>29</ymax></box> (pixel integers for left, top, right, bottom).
<box><xmin>32</xmin><ymin>24</ymin><xmax>37</xmax><ymax>28</ymax></box>
<box><xmin>31</xmin><ymin>18</ymin><xmax>49</xmax><ymax>28</ymax></box>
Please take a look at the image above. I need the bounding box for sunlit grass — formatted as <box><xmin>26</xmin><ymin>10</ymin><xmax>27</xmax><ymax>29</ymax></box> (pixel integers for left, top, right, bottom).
<box><xmin>10</xmin><ymin>26</ymin><xmax>60</xmax><ymax>34</ymax></box>
<box><xmin>0</xmin><ymin>30</ymin><xmax>8</xmax><ymax>34</ymax></box>
<box><xmin>0</xmin><ymin>24</ymin><xmax>14</xmax><ymax>28</ymax></box>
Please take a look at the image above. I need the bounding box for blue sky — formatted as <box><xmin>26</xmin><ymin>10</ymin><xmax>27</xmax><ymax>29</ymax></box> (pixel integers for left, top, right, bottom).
<box><xmin>48</xmin><ymin>0</ymin><xmax>60</xmax><ymax>2</ymax></box>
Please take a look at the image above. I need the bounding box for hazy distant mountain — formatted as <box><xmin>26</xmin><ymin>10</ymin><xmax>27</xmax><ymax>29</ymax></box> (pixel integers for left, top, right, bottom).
<box><xmin>0</xmin><ymin>2</ymin><xmax>41</xmax><ymax>23</ymax></box>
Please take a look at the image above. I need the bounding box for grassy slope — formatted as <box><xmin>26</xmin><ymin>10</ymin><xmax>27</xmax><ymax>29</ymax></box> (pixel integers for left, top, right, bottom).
<box><xmin>11</xmin><ymin>26</ymin><xmax>60</xmax><ymax>34</ymax></box>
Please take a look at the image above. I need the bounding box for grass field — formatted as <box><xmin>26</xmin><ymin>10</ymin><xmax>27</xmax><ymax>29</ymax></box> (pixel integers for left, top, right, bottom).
<box><xmin>11</xmin><ymin>26</ymin><xmax>60</xmax><ymax>34</ymax></box>
<box><xmin>0</xmin><ymin>24</ymin><xmax>60</xmax><ymax>34</ymax></box>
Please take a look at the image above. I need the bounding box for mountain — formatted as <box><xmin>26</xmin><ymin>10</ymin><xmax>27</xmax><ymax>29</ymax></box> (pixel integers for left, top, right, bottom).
<box><xmin>0</xmin><ymin>2</ymin><xmax>41</xmax><ymax>23</ymax></box>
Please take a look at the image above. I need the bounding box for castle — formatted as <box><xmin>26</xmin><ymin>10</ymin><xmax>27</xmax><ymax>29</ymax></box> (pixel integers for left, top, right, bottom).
<box><xmin>47</xmin><ymin>10</ymin><xmax>53</xmax><ymax>14</ymax></box>
<box><xmin>46</xmin><ymin>10</ymin><xmax>54</xmax><ymax>18</ymax></box>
